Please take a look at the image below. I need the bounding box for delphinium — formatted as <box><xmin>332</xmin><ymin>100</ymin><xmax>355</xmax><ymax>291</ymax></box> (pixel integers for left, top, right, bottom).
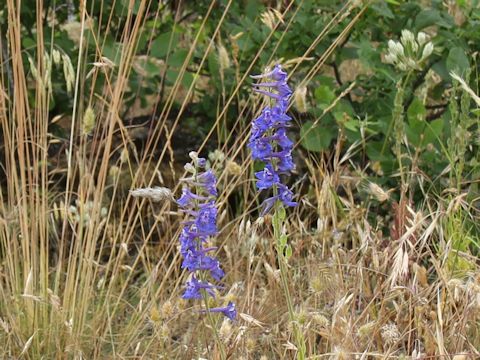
<box><xmin>249</xmin><ymin>65</ymin><xmax>306</xmax><ymax>359</ymax></box>
<box><xmin>176</xmin><ymin>152</ymin><xmax>236</xmax><ymax>358</ymax></box>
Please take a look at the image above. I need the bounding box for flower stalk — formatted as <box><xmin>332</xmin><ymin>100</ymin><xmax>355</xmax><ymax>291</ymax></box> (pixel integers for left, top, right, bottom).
<box><xmin>249</xmin><ymin>64</ymin><xmax>305</xmax><ymax>359</ymax></box>
<box><xmin>176</xmin><ymin>152</ymin><xmax>236</xmax><ymax>359</ymax></box>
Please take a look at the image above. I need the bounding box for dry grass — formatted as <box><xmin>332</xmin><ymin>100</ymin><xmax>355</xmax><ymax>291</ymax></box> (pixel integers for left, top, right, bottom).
<box><xmin>0</xmin><ymin>0</ymin><xmax>479</xmax><ymax>359</ymax></box>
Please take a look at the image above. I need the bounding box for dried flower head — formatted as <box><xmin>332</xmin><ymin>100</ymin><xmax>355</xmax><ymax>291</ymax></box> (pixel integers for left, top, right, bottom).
<box><xmin>294</xmin><ymin>85</ymin><xmax>308</xmax><ymax>113</ymax></box>
<box><xmin>130</xmin><ymin>187</ymin><xmax>173</xmax><ymax>202</ymax></box>
<box><xmin>381</xmin><ymin>323</ymin><xmax>401</xmax><ymax>346</ymax></box>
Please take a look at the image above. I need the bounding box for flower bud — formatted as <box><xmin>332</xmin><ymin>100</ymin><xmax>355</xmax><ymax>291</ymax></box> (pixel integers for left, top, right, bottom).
<box><xmin>384</xmin><ymin>53</ymin><xmax>397</xmax><ymax>64</ymax></box>
<box><xmin>400</xmin><ymin>30</ymin><xmax>415</xmax><ymax>47</ymax></box>
<box><xmin>417</xmin><ymin>32</ymin><xmax>428</xmax><ymax>46</ymax></box>
<box><xmin>421</xmin><ymin>42</ymin><xmax>434</xmax><ymax>60</ymax></box>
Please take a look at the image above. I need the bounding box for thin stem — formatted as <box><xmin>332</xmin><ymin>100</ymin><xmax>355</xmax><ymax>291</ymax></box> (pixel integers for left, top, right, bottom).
<box><xmin>201</xmin><ymin>289</ymin><xmax>227</xmax><ymax>360</ymax></box>
<box><xmin>272</xmin><ymin>199</ymin><xmax>306</xmax><ymax>360</ymax></box>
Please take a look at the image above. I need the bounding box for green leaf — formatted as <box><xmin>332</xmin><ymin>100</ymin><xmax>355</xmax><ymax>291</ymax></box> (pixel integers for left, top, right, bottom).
<box><xmin>285</xmin><ymin>245</ymin><xmax>292</xmax><ymax>260</ymax></box>
<box><xmin>300</xmin><ymin>121</ymin><xmax>335</xmax><ymax>152</ymax></box>
<box><xmin>276</xmin><ymin>206</ymin><xmax>286</xmax><ymax>222</ymax></box>
<box><xmin>415</xmin><ymin>9</ymin><xmax>453</xmax><ymax>30</ymax></box>
<box><xmin>151</xmin><ymin>32</ymin><xmax>180</xmax><ymax>58</ymax></box>
<box><xmin>446</xmin><ymin>47</ymin><xmax>469</xmax><ymax>75</ymax></box>
<box><xmin>407</xmin><ymin>98</ymin><xmax>426</xmax><ymax>122</ymax></box>
<box><xmin>279</xmin><ymin>234</ymin><xmax>288</xmax><ymax>247</ymax></box>
<box><xmin>371</xmin><ymin>2</ymin><xmax>395</xmax><ymax>19</ymax></box>
<box><xmin>424</xmin><ymin>118</ymin><xmax>444</xmax><ymax>144</ymax></box>
<box><xmin>168</xmin><ymin>49</ymin><xmax>189</xmax><ymax>68</ymax></box>
<box><xmin>208</xmin><ymin>50</ymin><xmax>220</xmax><ymax>83</ymax></box>
<box><xmin>314</xmin><ymin>85</ymin><xmax>335</xmax><ymax>105</ymax></box>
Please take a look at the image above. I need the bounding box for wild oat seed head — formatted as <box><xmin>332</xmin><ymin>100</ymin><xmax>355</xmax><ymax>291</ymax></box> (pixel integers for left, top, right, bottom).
<box><xmin>219</xmin><ymin>318</ymin><xmax>233</xmax><ymax>342</ymax></box>
<box><xmin>130</xmin><ymin>187</ymin><xmax>173</xmax><ymax>202</ymax></box>
<box><xmin>368</xmin><ymin>182</ymin><xmax>390</xmax><ymax>202</ymax></box>
<box><xmin>217</xmin><ymin>43</ymin><xmax>231</xmax><ymax>70</ymax></box>
<box><xmin>312</xmin><ymin>313</ymin><xmax>330</xmax><ymax>328</ymax></box>
<box><xmin>52</xmin><ymin>49</ymin><xmax>61</xmax><ymax>65</ymax></box>
<box><xmin>381</xmin><ymin>323</ymin><xmax>401</xmax><ymax>346</ymax></box>
<box><xmin>294</xmin><ymin>86</ymin><xmax>308</xmax><ymax>113</ymax></box>
<box><xmin>160</xmin><ymin>300</ymin><xmax>175</xmax><ymax>319</ymax></box>
<box><xmin>208</xmin><ymin>149</ymin><xmax>226</xmax><ymax>164</ymax></box>
<box><xmin>120</xmin><ymin>148</ymin><xmax>129</xmax><ymax>163</ymax></box>
<box><xmin>225</xmin><ymin>160</ymin><xmax>242</xmax><ymax>176</ymax></box>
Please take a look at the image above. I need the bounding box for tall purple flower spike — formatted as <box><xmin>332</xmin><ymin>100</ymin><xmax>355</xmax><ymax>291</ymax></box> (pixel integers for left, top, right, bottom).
<box><xmin>249</xmin><ymin>65</ymin><xmax>297</xmax><ymax>214</ymax></box>
<box><xmin>177</xmin><ymin>154</ymin><xmax>236</xmax><ymax>320</ymax></box>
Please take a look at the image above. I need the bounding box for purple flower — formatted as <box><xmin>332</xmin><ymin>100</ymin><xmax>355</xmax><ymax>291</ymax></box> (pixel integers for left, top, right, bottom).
<box><xmin>195</xmin><ymin>202</ymin><xmax>218</xmax><ymax>236</ymax></box>
<box><xmin>249</xmin><ymin>64</ymin><xmax>297</xmax><ymax>213</ymax></box>
<box><xmin>204</xmin><ymin>302</ymin><xmax>237</xmax><ymax>321</ymax></box>
<box><xmin>248</xmin><ymin>138</ymin><xmax>273</xmax><ymax>160</ymax></box>
<box><xmin>255</xmin><ymin>164</ymin><xmax>280</xmax><ymax>190</ymax></box>
<box><xmin>197</xmin><ymin>170</ymin><xmax>217</xmax><ymax>196</ymax></box>
<box><xmin>278</xmin><ymin>184</ymin><xmax>297</xmax><ymax>207</ymax></box>
<box><xmin>177</xmin><ymin>188</ymin><xmax>208</xmax><ymax>207</ymax></box>
<box><xmin>182</xmin><ymin>276</ymin><xmax>219</xmax><ymax>299</ymax></box>
<box><xmin>250</xmin><ymin>64</ymin><xmax>287</xmax><ymax>81</ymax></box>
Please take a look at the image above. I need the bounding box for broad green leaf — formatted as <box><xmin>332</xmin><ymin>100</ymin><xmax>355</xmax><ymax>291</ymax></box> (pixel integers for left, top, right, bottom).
<box><xmin>424</xmin><ymin>118</ymin><xmax>444</xmax><ymax>144</ymax></box>
<box><xmin>168</xmin><ymin>49</ymin><xmax>189</xmax><ymax>68</ymax></box>
<box><xmin>446</xmin><ymin>47</ymin><xmax>469</xmax><ymax>75</ymax></box>
<box><xmin>314</xmin><ymin>85</ymin><xmax>335</xmax><ymax>105</ymax></box>
<box><xmin>151</xmin><ymin>32</ymin><xmax>180</xmax><ymax>58</ymax></box>
<box><xmin>415</xmin><ymin>9</ymin><xmax>453</xmax><ymax>30</ymax></box>
<box><xmin>407</xmin><ymin>98</ymin><xmax>426</xmax><ymax>122</ymax></box>
<box><xmin>300</xmin><ymin>121</ymin><xmax>335</xmax><ymax>152</ymax></box>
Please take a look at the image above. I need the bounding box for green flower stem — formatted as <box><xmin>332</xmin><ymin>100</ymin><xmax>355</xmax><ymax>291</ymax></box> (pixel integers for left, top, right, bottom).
<box><xmin>201</xmin><ymin>288</ymin><xmax>226</xmax><ymax>360</ymax></box>
<box><xmin>392</xmin><ymin>71</ymin><xmax>413</xmax><ymax>189</ymax></box>
<box><xmin>272</xmin><ymin>199</ymin><xmax>306</xmax><ymax>360</ymax></box>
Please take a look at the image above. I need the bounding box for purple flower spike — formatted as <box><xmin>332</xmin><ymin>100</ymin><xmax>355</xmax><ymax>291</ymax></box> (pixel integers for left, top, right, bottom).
<box><xmin>176</xmin><ymin>156</ymin><xmax>235</xmax><ymax>320</ymax></box>
<box><xmin>248</xmin><ymin>64</ymin><xmax>297</xmax><ymax>213</ymax></box>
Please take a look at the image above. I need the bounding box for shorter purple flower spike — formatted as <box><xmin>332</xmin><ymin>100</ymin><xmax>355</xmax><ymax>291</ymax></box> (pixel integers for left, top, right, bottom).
<box><xmin>177</xmin><ymin>155</ymin><xmax>236</xmax><ymax>320</ymax></box>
